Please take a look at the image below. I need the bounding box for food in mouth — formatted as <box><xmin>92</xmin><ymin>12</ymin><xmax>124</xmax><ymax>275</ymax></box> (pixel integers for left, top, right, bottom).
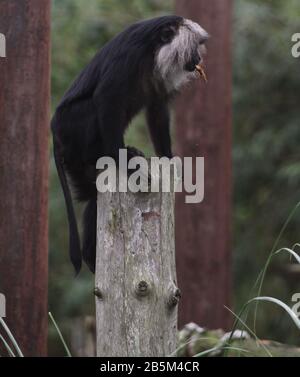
<box><xmin>195</xmin><ymin>64</ymin><xmax>208</xmax><ymax>83</ymax></box>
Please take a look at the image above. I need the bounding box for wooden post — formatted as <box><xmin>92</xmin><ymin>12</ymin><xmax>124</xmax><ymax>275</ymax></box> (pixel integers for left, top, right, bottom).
<box><xmin>0</xmin><ymin>0</ymin><xmax>50</xmax><ymax>356</ymax></box>
<box><xmin>95</xmin><ymin>185</ymin><xmax>179</xmax><ymax>357</ymax></box>
<box><xmin>175</xmin><ymin>0</ymin><xmax>232</xmax><ymax>330</ymax></box>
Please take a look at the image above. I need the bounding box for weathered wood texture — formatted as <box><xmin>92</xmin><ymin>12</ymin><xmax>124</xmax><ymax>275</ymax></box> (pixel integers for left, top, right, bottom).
<box><xmin>95</xmin><ymin>188</ymin><xmax>178</xmax><ymax>357</ymax></box>
<box><xmin>0</xmin><ymin>0</ymin><xmax>50</xmax><ymax>356</ymax></box>
<box><xmin>175</xmin><ymin>0</ymin><xmax>232</xmax><ymax>330</ymax></box>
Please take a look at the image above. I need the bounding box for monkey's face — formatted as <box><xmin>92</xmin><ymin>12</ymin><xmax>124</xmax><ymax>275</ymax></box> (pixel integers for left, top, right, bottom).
<box><xmin>155</xmin><ymin>19</ymin><xmax>209</xmax><ymax>92</ymax></box>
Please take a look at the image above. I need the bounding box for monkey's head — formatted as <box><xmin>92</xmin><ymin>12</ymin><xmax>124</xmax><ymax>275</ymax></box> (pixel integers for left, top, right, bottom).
<box><xmin>150</xmin><ymin>16</ymin><xmax>209</xmax><ymax>92</ymax></box>
<box><xmin>100</xmin><ymin>16</ymin><xmax>209</xmax><ymax>94</ymax></box>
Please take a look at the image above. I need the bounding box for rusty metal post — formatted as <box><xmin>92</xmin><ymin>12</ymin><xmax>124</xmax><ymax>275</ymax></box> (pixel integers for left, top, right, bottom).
<box><xmin>0</xmin><ymin>0</ymin><xmax>50</xmax><ymax>356</ymax></box>
<box><xmin>175</xmin><ymin>0</ymin><xmax>233</xmax><ymax>330</ymax></box>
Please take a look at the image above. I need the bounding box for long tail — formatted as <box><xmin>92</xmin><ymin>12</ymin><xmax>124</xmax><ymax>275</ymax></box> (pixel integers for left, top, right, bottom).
<box><xmin>53</xmin><ymin>136</ymin><xmax>82</xmax><ymax>274</ymax></box>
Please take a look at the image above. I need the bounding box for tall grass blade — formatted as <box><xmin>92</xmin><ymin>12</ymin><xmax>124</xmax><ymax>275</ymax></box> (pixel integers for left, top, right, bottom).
<box><xmin>48</xmin><ymin>312</ymin><xmax>72</xmax><ymax>357</ymax></box>
<box><xmin>169</xmin><ymin>337</ymin><xmax>222</xmax><ymax>357</ymax></box>
<box><xmin>249</xmin><ymin>297</ymin><xmax>300</xmax><ymax>330</ymax></box>
<box><xmin>0</xmin><ymin>334</ymin><xmax>16</xmax><ymax>357</ymax></box>
<box><xmin>253</xmin><ymin>201</ymin><xmax>300</xmax><ymax>332</ymax></box>
<box><xmin>224</xmin><ymin>305</ymin><xmax>272</xmax><ymax>357</ymax></box>
<box><xmin>274</xmin><ymin>247</ymin><xmax>300</xmax><ymax>263</ymax></box>
<box><xmin>0</xmin><ymin>318</ymin><xmax>23</xmax><ymax>357</ymax></box>
<box><xmin>193</xmin><ymin>345</ymin><xmax>250</xmax><ymax>357</ymax></box>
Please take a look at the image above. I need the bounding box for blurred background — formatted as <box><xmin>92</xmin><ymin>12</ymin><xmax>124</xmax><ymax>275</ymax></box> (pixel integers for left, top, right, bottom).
<box><xmin>48</xmin><ymin>0</ymin><xmax>300</xmax><ymax>355</ymax></box>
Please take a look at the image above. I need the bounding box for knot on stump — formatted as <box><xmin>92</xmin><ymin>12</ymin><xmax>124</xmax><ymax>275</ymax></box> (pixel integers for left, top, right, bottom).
<box><xmin>94</xmin><ymin>287</ymin><xmax>103</xmax><ymax>300</ymax></box>
<box><xmin>168</xmin><ymin>288</ymin><xmax>181</xmax><ymax>309</ymax></box>
<box><xmin>135</xmin><ymin>280</ymin><xmax>150</xmax><ymax>298</ymax></box>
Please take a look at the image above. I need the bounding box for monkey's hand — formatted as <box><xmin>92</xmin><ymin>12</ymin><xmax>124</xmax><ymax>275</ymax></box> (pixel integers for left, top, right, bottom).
<box><xmin>126</xmin><ymin>146</ymin><xmax>146</xmax><ymax>159</ymax></box>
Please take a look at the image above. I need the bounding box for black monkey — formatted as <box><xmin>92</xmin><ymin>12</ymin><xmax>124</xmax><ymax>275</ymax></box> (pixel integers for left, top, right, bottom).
<box><xmin>51</xmin><ymin>15</ymin><xmax>208</xmax><ymax>274</ymax></box>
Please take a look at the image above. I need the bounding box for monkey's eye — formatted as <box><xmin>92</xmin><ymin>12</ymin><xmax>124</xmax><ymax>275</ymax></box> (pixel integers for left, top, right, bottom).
<box><xmin>160</xmin><ymin>27</ymin><xmax>175</xmax><ymax>44</ymax></box>
<box><xmin>199</xmin><ymin>34</ymin><xmax>209</xmax><ymax>45</ymax></box>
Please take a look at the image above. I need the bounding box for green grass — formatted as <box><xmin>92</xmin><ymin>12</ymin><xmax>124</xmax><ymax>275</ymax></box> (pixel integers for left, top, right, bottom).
<box><xmin>0</xmin><ymin>312</ymin><xmax>71</xmax><ymax>357</ymax></box>
<box><xmin>0</xmin><ymin>318</ymin><xmax>24</xmax><ymax>357</ymax></box>
<box><xmin>48</xmin><ymin>312</ymin><xmax>72</xmax><ymax>357</ymax></box>
<box><xmin>222</xmin><ymin>202</ymin><xmax>300</xmax><ymax>357</ymax></box>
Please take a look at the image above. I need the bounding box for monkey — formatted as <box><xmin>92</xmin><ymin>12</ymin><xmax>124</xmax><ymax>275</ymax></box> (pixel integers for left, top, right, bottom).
<box><xmin>51</xmin><ymin>15</ymin><xmax>209</xmax><ymax>274</ymax></box>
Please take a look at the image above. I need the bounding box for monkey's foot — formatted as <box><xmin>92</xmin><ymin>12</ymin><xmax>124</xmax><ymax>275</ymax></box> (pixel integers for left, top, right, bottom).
<box><xmin>125</xmin><ymin>146</ymin><xmax>152</xmax><ymax>189</ymax></box>
<box><xmin>126</xmin><ymin>146</ymin><xmax>146</xmax><ymax>159</ymax></box>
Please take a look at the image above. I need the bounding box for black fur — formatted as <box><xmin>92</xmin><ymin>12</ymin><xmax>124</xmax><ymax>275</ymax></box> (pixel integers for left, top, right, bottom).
<box><xmin>51</xmin><ymin>16</ymin><xmax>185</xmax><ymax>274</ymax></box>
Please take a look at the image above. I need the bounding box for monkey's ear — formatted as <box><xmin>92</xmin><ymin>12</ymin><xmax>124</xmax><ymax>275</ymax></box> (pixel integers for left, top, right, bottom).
<box><xmin>160</xmin><ymin>26</ymin><xmax>177</xmax><ymax>44</ymax></box>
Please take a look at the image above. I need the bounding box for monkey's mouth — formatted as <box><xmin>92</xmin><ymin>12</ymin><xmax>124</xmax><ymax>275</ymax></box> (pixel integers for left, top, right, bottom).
<box><xmin>195</xmin><ymin>64</ymin><xmax>208</xmax><ymax>83</ymax></box>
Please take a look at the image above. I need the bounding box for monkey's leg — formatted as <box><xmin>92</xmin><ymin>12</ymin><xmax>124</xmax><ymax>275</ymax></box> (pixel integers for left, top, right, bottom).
<box><xmin>83</xmin><ymin>89</ymin><xmax>128</xmax><ymax>272</ymax></box>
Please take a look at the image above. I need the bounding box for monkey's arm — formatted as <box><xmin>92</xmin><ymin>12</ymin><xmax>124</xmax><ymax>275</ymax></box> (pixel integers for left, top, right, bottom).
<box><xmin>146</xmin><ymin>100</ymin><xmax>173</xmax><ymax>158</ymax></box>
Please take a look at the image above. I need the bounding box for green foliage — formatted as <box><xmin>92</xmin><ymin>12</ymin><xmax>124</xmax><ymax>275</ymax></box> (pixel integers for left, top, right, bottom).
<box><xmin>233</xmin><ymin>0</ymin><xmax>300</xmax><ymax>344</ymax></box>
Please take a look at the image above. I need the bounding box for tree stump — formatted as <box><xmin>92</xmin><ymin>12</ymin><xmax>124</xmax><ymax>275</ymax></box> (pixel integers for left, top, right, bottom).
<box><xmin>95</xmin><ymin>179</ymin><xmax>179</xmax><ymax>357</ymax></box>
